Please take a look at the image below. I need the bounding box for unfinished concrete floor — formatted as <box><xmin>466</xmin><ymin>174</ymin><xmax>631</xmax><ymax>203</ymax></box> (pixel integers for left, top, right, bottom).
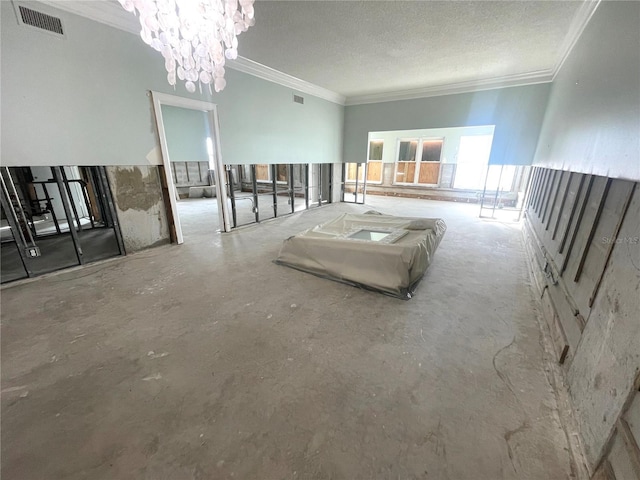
<box><xmin>1</xmin><ymin>197</ymin><xmax>575</xmax><ymax>479</ymax></box>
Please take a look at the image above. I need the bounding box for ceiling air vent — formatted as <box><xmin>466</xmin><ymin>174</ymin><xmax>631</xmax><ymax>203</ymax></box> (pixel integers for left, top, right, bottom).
<box><xmin>17</xmin><ymin>5</ymin><xmax>65</xmax><ymax>36</ymax></box>
<box><xmin>293</xmin><ymin>95</ymin><xmax>304</xmax><ymax>105</ymax></box>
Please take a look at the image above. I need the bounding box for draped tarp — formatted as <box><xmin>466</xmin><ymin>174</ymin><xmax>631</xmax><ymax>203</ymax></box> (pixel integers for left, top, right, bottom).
<box><xmin>275</xmin><ymin>211</ymin><xmax>446</xmax><ymax>299</ymax></box>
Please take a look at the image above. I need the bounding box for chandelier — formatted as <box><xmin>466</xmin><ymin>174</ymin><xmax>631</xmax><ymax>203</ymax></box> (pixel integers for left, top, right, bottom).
<box><xmin>118</xmin><ymin>0</ymin><xmax>255</xmax><ymax>93</ymax></box>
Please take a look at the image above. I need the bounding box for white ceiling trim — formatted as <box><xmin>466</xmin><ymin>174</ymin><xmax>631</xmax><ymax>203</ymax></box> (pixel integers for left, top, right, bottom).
<box><xmin>552</xmin><ymin>0</ymin><xmax>601</xmax><ymax>79</ymax></box>
<box><xmin>344</xmin><ymin>70</ymin><xmax>554</xmax><ymax>106</ymax></box>
<box><xmin>38</xmin><ymin>0</ymin><xmax>346</xmax><ymax>104</ymax></box>
<box><xmin>226</xmin><ymin>57</ymin><xmax>346</xmax><ymax>105</ymax></box>
<box><xmin>38</xmin><ymin>0</ymin><xmax>601</xmax><ymax>107</ymax></box>
<box><xmin>345</xmin><ymin>0</ymin><xmax>601</xmax><ymax>106</ymax></box>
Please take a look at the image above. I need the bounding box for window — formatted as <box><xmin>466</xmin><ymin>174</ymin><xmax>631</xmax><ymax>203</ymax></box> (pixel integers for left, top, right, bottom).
<box><xmin>366</xmin><ymin>140</ymin><xmax>383</xmax><ymax>183</ymax></box>
<box><xmin>394</xmin><ymin>138</ymin><xmax>443</xmax><ymax>185</ymax></box>
<box><xmin>452</xmin><ymin>134</ymin><xmax>494</xmax><ymax>190</ymax></box>
<box><xmin>417</xmin><ymin>139</ymin><xmax>443</xmax><ymax>185</ymax></box>
<box><xmin>255</xmin><ymin>164</ymin><xmax>270</xmax><ymax>182</ymax></box>
<box><xmin>253</xmin><ymin>164</ymin><xmax>289</xmax><ymax>183</ymax></box>
<box><xmin>345</xmin><ymin>163</ymin><xmax>365</xmax><ymax>182</ymax></box>
<box><xmin>421</xmin><ymin>140</ymin><xmax>442</xmax><ymax>163</ymax></box>
<box><xmin>276</xmin><ymin>165</ymin><xmax>288</xmax><ymax>183</ymax></box>
<box><xmin>394</xmin><ymin>140</ymin><xmax>418</xmax><ymax>184</ymax></box>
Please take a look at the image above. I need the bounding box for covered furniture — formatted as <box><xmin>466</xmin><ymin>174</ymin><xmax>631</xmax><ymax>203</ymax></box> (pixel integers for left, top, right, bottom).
<box><xmin>275</xmin><ymin>211</ymin><xmax>446</xmax><ymax>299</ymax></box>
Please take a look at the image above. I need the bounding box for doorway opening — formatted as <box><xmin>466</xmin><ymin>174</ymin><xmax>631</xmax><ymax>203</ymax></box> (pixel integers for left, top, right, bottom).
<box><xmin>152</xmin><ymin>92</ymin><xmax>230</xmax><ymax>241</ymax></box>
<box><xmin>158</xmin><ymin>102</ymin><xmax>220</xmax><ymax>240</ymax></box>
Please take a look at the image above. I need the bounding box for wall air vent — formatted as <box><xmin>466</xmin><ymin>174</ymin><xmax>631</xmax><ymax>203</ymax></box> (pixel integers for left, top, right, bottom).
<box><xmin>16</xmin><ymin>5</ymin><xmax>65</xmax><ymax>36</ymax></box>
<box><xmin>293</xmin><ymin>95</ymin><xmax>304</xmax><ymax>105</ymax></box>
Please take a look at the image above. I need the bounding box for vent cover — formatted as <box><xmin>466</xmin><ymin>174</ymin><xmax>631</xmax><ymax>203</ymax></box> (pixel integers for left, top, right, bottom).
<box><xmin>17</xmin><ymin>5</ymin><xmax>64</xmax><ymax>35</ymax></box>
<box><xmin>293</xmin><ymin>95</ymin><xmax>304</xmax><ymax>105</ymax></box>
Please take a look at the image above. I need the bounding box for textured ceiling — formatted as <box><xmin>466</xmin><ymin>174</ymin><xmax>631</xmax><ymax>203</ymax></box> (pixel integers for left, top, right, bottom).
<box><xmin>42</xmin><ymin>0</ymin><xmax>587</xmax><ymax>100</ymax></box>
<box><xmin>238</xmin><ymin>0</ymin><xmax>583</xmax><ymax>97</ymax></box>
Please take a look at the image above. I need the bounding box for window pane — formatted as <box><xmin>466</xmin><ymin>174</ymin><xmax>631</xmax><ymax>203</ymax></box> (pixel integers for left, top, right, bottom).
<box><xmin>369</xmin><ymin>141</ymin><xmax>383</xmax><ymax>161</ymax></box>
<box><xmin>453</xmin><ymin>134</ymin><xmax>494</xmax><ymax>190</ymax></box>
<box><xmin>276</xmin><ymin>165</ymin><xmax>288</xmax><ymax>182</ymax></box>
<box><xmin>421</xmin><ymin>140</ymin><xmax>443</xmax><ymax>162</ymax></box>
<box><xmin>395</xmin><ymin>162</ymin><xmax>415</xmax><ymax>183</ymax></box>
<box><xmin>366</xmin><ymin>161</ymin><xmax>382</xmax><ymax>182</ymax></box>
<box><xmin>418</xmin><ymin>163</ymin><xmax>441</xmax><ymax>184</ymax></box>
<box><xmin>398</xmin><ymin>141</ymin><xmax>417</xmax><ymax>162</ymax></box>
<box><xmin>255</xmin><ymin>164</ymin><xmax>270</xmax><ymax>181</ymax></box>
<box><xmin>346</xmin><ymin>163</ymin><xmax>364</xmax><ymax>182</ymax></box>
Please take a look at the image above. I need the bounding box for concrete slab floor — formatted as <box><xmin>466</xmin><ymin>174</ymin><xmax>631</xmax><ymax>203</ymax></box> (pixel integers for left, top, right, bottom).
<box><xmin>1</xmin><ymin>197</ymin><xmax>575</xmax><ymax>480</ymax></box>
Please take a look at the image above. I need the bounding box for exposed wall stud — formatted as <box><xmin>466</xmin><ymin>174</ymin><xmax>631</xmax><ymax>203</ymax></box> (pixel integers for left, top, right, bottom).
<box><xmin>561</xmin><ymin>175</ymin><xmax>594</xmax><ymax>274</ymax></box>
<box><xmin>573</xmin><ymin>178</ymin><xmax>611</xmax><ymax>282</ymax></box>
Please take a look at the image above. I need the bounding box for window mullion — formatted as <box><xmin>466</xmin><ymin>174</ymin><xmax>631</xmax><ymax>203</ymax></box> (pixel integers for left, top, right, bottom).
<box><xmin>414</xmin><ymin>139</ymin><xmax>423</xmax><ymax>184</ymax></box>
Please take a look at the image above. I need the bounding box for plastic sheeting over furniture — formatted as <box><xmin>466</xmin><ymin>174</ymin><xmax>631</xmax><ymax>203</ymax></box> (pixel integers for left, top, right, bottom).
<box><xmin>275</xmin><ymin>211</ymin><xmax>446</xmax><ymax>299</ymax></box>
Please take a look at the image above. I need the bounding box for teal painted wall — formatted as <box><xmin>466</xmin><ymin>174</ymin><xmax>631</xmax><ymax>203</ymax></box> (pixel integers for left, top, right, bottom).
<box><xmin>160</xmin><ymin>105</ymin><xmax>210</xmax><ymax>163</ymax></box>
<box><xmin>527</xmin><ymin>1</ymin><xmax>640</xmax><ymax>467</ymax></box>
<box><xmin>217</xmin><ymin>68</ymin><xmax>343</xmax><ymax>165</ymax></box>
<box><xmin>533</xmin><ymin>1</ymin><xmax>640</xmax><ymax>181</ymax></box>
<box><xmin>344</xmin><ymin>84</ymin><xmax>550</xmax><ymax>166</ymax></box>
<box><xmin>0</xmin><ymin>2</ymin><xmax>344</xmax><ymax>167</ymax></box>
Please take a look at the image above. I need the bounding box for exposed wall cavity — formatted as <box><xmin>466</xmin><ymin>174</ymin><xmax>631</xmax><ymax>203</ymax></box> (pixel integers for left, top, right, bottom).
<box><xmin>523</xmin><ymin>167</ymin><xmax>639</xmax><ymax>472</ymax></box>
<box><xmin>106</xmin><ymin>166</ymin><xmax>170</xmax><ymax>252</ymax></box>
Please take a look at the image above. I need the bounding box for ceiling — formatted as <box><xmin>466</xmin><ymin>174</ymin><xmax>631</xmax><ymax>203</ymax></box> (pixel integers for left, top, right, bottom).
<box><xmin>39</xmin><ymin>0</ymin><xmax>597</xmax><ymax>104</ymax></box>
<box><xmin>241</xmin><ymin>1</ymin><xmax>584</xmax><ymax>97</ymax></box>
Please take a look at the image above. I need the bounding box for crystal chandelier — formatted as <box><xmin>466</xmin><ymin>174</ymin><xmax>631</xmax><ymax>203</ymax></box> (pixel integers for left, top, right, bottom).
<box><xmin>118</xmin><ymin>0</ymin><xmax>255</xmax><ymax>93</ymax></box>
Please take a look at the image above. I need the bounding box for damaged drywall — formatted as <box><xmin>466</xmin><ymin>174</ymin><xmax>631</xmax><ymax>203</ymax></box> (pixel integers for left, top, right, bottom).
<box><xmin>523</xmin><ymin>171</ymin><xmax>640</xmax><ymax>470</ymax></box>
<box><xmin>106</xmin><ymin>166</ymin><xmax>170</xmax><ymax>252</ymax></box>
<box><xmin>524</xmin><ymin>2</ymin><xmax>639</xmax><ymax>470</ymax></box>
<box><xmin>566</xmin><ymin>187</ymin><xmax>640</xmax><ymax>465</ymax></box>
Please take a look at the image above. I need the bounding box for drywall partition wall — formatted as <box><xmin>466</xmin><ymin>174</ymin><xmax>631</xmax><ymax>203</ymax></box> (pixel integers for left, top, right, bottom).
<box><xmin>368</xmin><ymin>126</ymin><xmax>495</xmax><ymax>164</ymax></box>
<box><xmin>0</xmin><ymin>2</ymin><xmax>344</xmax><ymax>168</ymax></box>
<box><xmin>160</xmin><ymin>106</ymin><xmax>211</xmax><ymax>163</ymax></box>
<box><xmin>344</xmin><ymin>83</ymin><xmax>550</xmax><ymax>166</ymax></box>
<box><xmin>533</xmin><ymin>1</ymin><xmax>640</xmax><ymax>181</ymax></box>
<box><xmin>219</xmin><ymin>72</ymin><xmax>344</xmax><ymax>166</ymax></box>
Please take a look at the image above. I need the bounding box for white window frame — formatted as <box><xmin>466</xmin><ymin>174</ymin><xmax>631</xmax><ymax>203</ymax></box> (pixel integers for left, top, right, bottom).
<box><xmin>393</xmin><ymin>137</ymin><xmax>444</xmax><ymax>186</ymax></box>
<box><xmin>393</xmin><ymin>138</ymin><xmax>419</xmax><ymax>186</ymax></box>
<box><xmin>366</xmin><ymin>139</ymin><xmax>384</xmax><ymax>185</ymax></box>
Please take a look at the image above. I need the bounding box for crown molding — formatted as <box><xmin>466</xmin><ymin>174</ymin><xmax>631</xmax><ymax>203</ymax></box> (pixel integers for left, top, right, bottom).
<box><xmin>36</xmin><ymin>0</ymin><xmax>600</xmax><ymax>108</ymax></box>
<box><xmin>342</xmin><ymin>0</ymin><xmax>601</xmax><ymax>107</ymax></box>
<box><xmin>552</xmin><ymin>0</ymin><xmax>601</xmax><ymax>79</ymax></box>
<box><xmin>344</xmin><ymin>70</ymin><xmax>554</xmax><ymax>106</ymax></box>
<box><xmin>226</xmin><ymin>57</ymin><xmax>346</xmax><ymax>105</ymax></box>
<box><xmin>36</xmin><ymin>0</ymin><xmax>346</xmax><ymax>105</ymax></box>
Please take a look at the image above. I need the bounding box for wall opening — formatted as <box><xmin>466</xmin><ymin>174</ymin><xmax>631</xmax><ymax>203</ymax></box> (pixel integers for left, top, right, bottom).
<box><xmin>0</xmin><ymin>166</ymin><xmax>124</xmax><ymax>283</ymax></box>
